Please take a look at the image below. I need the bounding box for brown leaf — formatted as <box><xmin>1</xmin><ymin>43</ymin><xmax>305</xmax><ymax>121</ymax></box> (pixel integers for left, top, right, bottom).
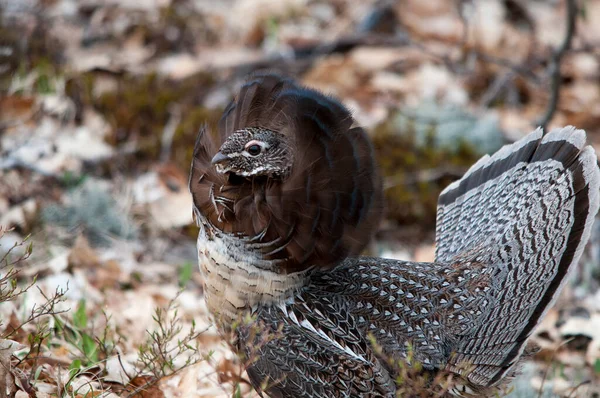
<box><xmin>0</xmin><ymin>339</ymin><xmax>26</xmax><ymax>398</ymax></box>
<box><xmin>216</xmin><ymin>357</ymin><xmax>245</xmax><ymax>386</ymax></box>
<box><xmin>0</xmin><ymin>96</ymin><xmax>35</xmax><ymax>125</ymax></box>
<box><xmin>68</xmin><ymin>235</ymin><xmax>101</xmax><ymax>270</ymax></box>
<box><xmin>127</xmin><ymin>375</ymin><xmax>165</xmax><ymax>398</ymax></box>
<box><xmin>3</xmin><ymin>313</ymin><xmax>28</xmax><ymax>344</ymax></box>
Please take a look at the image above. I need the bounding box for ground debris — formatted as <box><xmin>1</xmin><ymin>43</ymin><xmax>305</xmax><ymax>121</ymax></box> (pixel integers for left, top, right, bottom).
<box><xmin>1</xmin><ymin>0</ymin><xmax>599</xmax><ymax>397</ymax></box>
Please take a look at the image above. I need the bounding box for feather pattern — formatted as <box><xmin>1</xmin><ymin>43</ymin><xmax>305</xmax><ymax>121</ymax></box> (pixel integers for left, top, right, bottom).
<box><xmin>241</xmin><ymin>257</ymin><xmax>492</xmax><ymax>397</ymax></box>
<box><xmin>436</xmin><ymin>126</ymin><xmax>600</xmax><ymax>387</ymax></box>
<box><xmin>232</xmin><ymin>126</ymin><xmax>600</xmax><ymax>397</ymax></box>
<box><xmin>190</xmin><ymin>75</ymin><xmax>600</xmax><ymax>397</ymax></box>
<box><xmin>190</xmin><ymin>73</ymin><xmax>383</xmax><ymax>274</ymax></box>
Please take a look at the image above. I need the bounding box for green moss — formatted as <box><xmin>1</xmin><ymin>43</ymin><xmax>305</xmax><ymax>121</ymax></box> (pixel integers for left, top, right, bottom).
<box><xmin>0</xmin><ymin>11</ymin><xmax>64</xmax><ymax>92</ymax></box>
<box><xmin>89</xmin><ymin>71</ymin><xmax>216</xmax><ymax>169</ymax></box>
<box><xmin>372</xmin><ymin>118</ymin><xmax>481</xmax><ymax>232</ymax></box>
<box><xmin>65</xmin><ymin>72</ymin><xmax>97</xmax><ymax>122</ymax></box>
<box><xmin>173</xmin><ymin>106</ymin><xmax>222</xmax><ymax>171</ymax></box>
<box><xmin>181</xmin><ymin>223</ymin><xmax>200</xmax><ymax>240</ymax></box>
<box><xmin>63</xmin><ymin>67</ymin><xmax>222</xmax><ymax>176</ymax></box>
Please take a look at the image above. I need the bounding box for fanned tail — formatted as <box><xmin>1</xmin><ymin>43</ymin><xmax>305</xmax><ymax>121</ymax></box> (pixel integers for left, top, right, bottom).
<box><xmin>435</xmin><ymin>126</ymin><xmax>600</xmax><ymax>387</ymax></box>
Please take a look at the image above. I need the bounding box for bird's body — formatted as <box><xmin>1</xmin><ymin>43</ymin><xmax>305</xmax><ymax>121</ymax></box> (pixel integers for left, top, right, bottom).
<box><xmin>196</xmin><ymin>225</ymin><xmax>311</xmax><ymax>322</ymax></box>
<box><xmin>189</xmin><ymin>74</ymin><xmax>600</xmax><ymax>397</ymax></box>
<box><xmin>241</xmin><ymin>258</ymin><xmax>489</xmax><ymax>397</ymax></box>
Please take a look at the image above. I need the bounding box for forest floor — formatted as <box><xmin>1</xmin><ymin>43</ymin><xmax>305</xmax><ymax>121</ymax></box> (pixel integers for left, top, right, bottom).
<box><xmin>1</xmin><ymin>0</ymin><xmax>600</xmax><ymax>396</ymax></box>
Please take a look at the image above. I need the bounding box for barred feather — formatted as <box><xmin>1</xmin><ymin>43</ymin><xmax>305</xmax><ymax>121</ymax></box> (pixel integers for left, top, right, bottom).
<box><xmin>436</xmin><ymin>126</ymin><xmax>600</xmax><ymax>387</ymax></box>
<box><xmin>190</xmin><ymin>73</ymin><xmax>600</xmax><ymax>398</ymax></box>
<box><xmin>237</xmin><ymin>126</ymin><xmax>600</xmax><ymax>397</ymax></box>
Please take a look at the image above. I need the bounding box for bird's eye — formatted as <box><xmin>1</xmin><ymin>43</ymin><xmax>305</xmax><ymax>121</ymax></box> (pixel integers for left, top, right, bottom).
<box><xmin>246</xmin><ymin>144</ymin><xmax>262</xmax><ymax>156</ymax></box>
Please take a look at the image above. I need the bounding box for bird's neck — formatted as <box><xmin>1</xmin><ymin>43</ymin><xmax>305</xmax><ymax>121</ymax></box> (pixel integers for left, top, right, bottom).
<box><xmin>196</xmin><ymin>226</ymin><xmax>310</xmax><ymax>325</ymax></box>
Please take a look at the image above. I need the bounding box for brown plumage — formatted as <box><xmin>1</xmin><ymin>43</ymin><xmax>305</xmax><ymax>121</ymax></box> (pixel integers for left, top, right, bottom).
<box><xmin>190</xmin><ymin>74</ymin><xmax>600</xmax><ymax>397</ymax></box>
<box><xmin>189</xmin><ymin>73</ymin><xmax>383</xmax><ymax>274</ymax></box>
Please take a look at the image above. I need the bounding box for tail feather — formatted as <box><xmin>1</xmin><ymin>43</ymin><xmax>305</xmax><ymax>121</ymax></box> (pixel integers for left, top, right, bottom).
<box><xmin>435</xmin><ymin>126</ymin><xmax>600</xmax><ymax>387</ymax></box>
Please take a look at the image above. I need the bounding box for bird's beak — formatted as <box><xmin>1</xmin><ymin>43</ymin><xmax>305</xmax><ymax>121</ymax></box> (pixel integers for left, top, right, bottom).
<box><xmin>211</xmin><ymin>152</ymin><xmax>229</xmax><ymax>165</ymax></box>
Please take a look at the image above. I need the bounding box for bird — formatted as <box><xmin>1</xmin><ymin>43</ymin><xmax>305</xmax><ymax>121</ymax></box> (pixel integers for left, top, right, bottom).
<box><xmin>189</xmin><ymin>73</ymin><xmax>600</xmax><ymax>397</ymax></box>
<box><xmin>189</xmin><ymin>73</ymin><xmax>383</xmax><ymax>324</ymax></box>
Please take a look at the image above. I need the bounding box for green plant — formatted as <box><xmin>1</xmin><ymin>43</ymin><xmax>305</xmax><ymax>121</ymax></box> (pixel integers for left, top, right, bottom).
<box><xmin>2</xmin><ymin>228</ymin><xmax>211</xmax><ymax>396</ymax></box>
<box><xmin>0</xmin><ymin>228</ymin><xmax>33</xmax><ymax>308</ymax></box>
<box><xmin>178</xmin><ymin>262</ymin><xmax>194</xmax><ymax>287</ymax></box>
<box><xmin>53</xmin><ymin>299</ymin><xmax>100</xmax><ymax>367</ymax></box>
<box><xmin>1</xmin><ymin>227</ymin><xmax>69</xmax><ymax>396</ymax></box>
<box><xmin>125</xmin><ymin>293</ymin><xmax>208</xmax><ymax>396</ymax></box>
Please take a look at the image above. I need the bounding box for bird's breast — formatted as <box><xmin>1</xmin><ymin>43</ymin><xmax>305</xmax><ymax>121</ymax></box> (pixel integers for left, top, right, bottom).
<box><xmin>196</xmin><ymin>227</ymin><xmax>310</xmax><ymax>325</ymax></box>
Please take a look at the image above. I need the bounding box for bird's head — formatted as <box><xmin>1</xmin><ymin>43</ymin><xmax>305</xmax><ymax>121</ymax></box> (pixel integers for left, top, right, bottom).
<box><xmin>211</xmin><ymin>127</ymin><xmax>292</xmax><ymax>178</ymax></box>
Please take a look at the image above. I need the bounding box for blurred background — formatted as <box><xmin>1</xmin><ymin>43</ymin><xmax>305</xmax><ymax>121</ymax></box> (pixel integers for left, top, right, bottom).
<box><xmin>1</xmin><ymin>0</ymin><xmax>599</xmax><ymax>396</ymax></box>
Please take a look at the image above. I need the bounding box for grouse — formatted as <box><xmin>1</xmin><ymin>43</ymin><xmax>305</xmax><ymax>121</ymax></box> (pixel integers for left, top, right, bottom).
<box><xmin>189</xmin><ymin>73</ymin><xmax>600</xmax><ymax>397</ymax></box>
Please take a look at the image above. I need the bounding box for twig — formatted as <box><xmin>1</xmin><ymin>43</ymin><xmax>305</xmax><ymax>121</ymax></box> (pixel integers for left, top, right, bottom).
<box><xmin>456</xmin><ymin>0</ymin><xmax>471</xmax><ymax>52</ymax></box>
<box><xmin>536</xmin><ymin>0</ymin><xmax>578</xmax><ymax>130</ymax></box>
<box><xmin>160</xmin><ymin>105</ymin><xmax>182</xmax><ymax>163</ymax></box>
<box><xmin>537</xmin><ymin>336</ymin><xmax>574</xmax><ymax>398</ymax></box>
<box><xmin>479</xmin><ymin>71</ymin><xmax>517</xmax><ymax>107</ymax></box>
<box><xmin>384</xmin><ymin>167</ymin><xmax>467</xmax><ymax>190</ymax></box>
<box><xmin>566</xmin><ymin>380</ymin><xmax>591</xmax><ymax>398</ymax></box>
<box><xmin>227</xmin><ymin>29</ymin><xmax>543</xmax><ymax>83</ymax></box>
<box><xmin>474</xmin><ymin>50</ymin><xmax>542</xmax><ymax>83</ymax></box>
<box><xmin>117</xmin><ymin>352</ymin><xmax>133</xmax><ymax>381</ymax></box>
